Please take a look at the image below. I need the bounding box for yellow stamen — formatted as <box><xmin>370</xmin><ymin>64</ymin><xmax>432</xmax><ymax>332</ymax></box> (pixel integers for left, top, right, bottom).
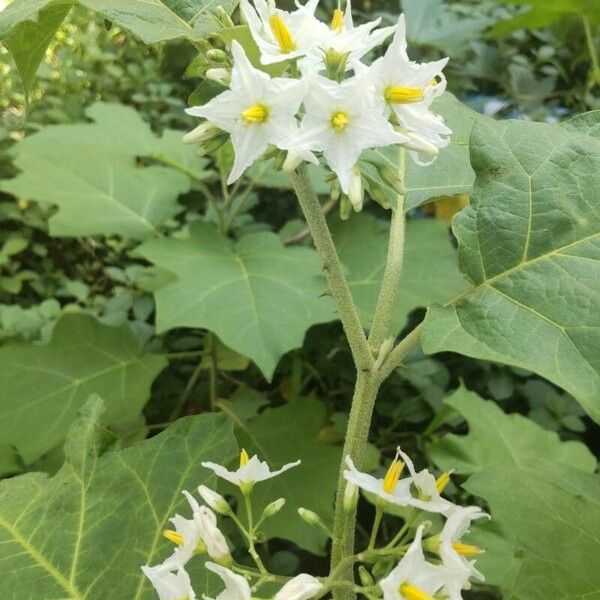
<box><xmin>239</xmin><ymin>448</ymin><xmax>250</xmax><ymax>467</ymax></box>
<box><xmin>399</xmin><ymin>582</ymin><xmax>435</xmax><ymax>600</ymax></box>
<box><xmin>331</xmin><ymin>8</ymin><xmax>344</xmax><ymax>31</ymax></box>
<box><xmin>452</xmin><ymin>541</ymin><xmax>483</xmax><ymax>557</ymax></box>
<box><xmin>241</xmin><ymin>104</ymin><xmax>269</xmax><ymax>124</ymax></box>
<box><xmin>435</xmin><ymin>472</ymin><xmax>451</xmax><ymax>493</ymax></box>
<box><xmin>163</xmin><ymin>530</ymin><xmax>184</xmax><ymax>546</ymax></box>
<box><xmin>330</xmin><ymin>110</ymin><xmax>350</xmax><ymax>132</ymax></box>
<box><xmin>269</xmin><ymin>14</ymin><xmax>296</xmax><ymax>53</ymax></box>
<box><xmin>382</xmin><ymin>450</ymin><xmax>404</xmax><ymax>494</ymax></box>
<box><xmin>384</xmin><ymin>85</ymin><xmax>425</xmax><ymax>104</ymax></box>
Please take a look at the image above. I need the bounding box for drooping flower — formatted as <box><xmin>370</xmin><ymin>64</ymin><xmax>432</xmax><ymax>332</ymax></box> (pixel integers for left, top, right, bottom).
<box><xmin>379</xmin><ymin>525</ymin><xmax>446</xmax><ymax>600</ymax></box>
<box><xmin>300</xmin><ymin>0</ymin><xmax>394</xmax><ymax>74</ymax></box>
<box><xmin>343</xmin><ymin>448</ymin><xmax>412</xmax><ymax>505</ymax></box>
<box><xmin>203</xmin><ymin>562</ymin><xmax>251</xmax><ymax>600</ymax></box>
<box><xmin>370</xmin><ymin>15</ymin><xmax>451</xmax><ymax>160</ymax></box>
<box><xmin>195</xmin><ymin>505</ymin><xmax>231</xmax><ymax>564</ymax></box>
<box><xmin>437</xmin><ymin>506</ymin><xmax>488</xmax><ymax>599</ymax></box>
<box><xmin>397</xmin><ymin>449</ymin><xmax>458</xmax><ymax>516</ymax></box>
<box><xmin>274</xmin><ymin>573</ymin><xmax>324</xmax><ymax>600</ymax></box>
<box><xmin>141</xmin><ymin>564</ymin><xmax>196</xmax><ymax>600</ymax></box>
<box><xmin>185</xmin><ymin>41</ymin><xmax>308</xmax><ymax>184</ymax></box>
<box><xmin>288</xmin><ymin>68</ymin><xmax>408</xmax><ymax>193</ymax></box>
<box><xmin>241</xmin><ymin>0</ymin><xmax>329</xmax><ymax>65</ymax></box>
<box><xmin>202</xmin><ymin>448</ymin><xmax>301</xmax><ymax>490</ymax></box>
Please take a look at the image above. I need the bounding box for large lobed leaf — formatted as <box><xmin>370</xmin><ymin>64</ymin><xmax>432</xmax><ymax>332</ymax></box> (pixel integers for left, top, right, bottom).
<box><xmin>0</xmin><ymin>103</ymin><xmax>201</xmax><ymax>240</ymax></box>
<box><xmin>332</xmin><ymin>213</ymin><xmax>467</xmax><ymax>334</ymax></box>
<box><xmin>0</xmin><ymin>313</ymin><xmax>167</xmax><ymax>466</ymax></box>
<box><xmin>0</xmin><ymin>396</ymin><xmax>237</xmax><ymax>599</ymax></box>
<box><xmin>430</xmin><ymin>388</ymin><xmax>600</xmax><ymax>599</ymax></box>
<box><xmin>138</xmin><ymin>222</ymin><xmax>334</xmax><ymax>379</ymax></box>
<box><xmin>422</xmin><ymin>113</ymin><xmax>600</xmax><ymax>421</ymax></box>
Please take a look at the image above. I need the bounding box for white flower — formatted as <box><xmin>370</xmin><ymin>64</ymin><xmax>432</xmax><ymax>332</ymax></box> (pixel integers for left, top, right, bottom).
<box><xmin>195</xmin><ymin>505</ymin><xmax>231</xmax><ymax>563</ymax></box>
<box><xmin>289</xmin><ymin>69</ymin><xmax>408</xmax><ymax>193</ymax></box>
<box><xmin>203</xmin><ymin>562</ymin><xmax>251</xmax><ymax>600</ymax></box>
<box><xmin>370</xmin><ymin>15</ymin><xmax>451</xmax><ymax>156</ymax></box>
<box><xmin>300</xmin><ymin>0</ymin><xmax>394</xmax><ymax>73</ymax></box>
<box><xmin>438</xmin><ymin>506</ymin><xmax>488</xmax><ymax>599</ymax></box>
<box><xmin>241</xmin><ymin>0</ymin><xmax>329</xmax><ymax>65</ymax></box>
<box><xmin>186</xmin><ymin>41</ymin><xmax>307</xmax><ymax>184</ymax></box>
<box><xmin>398</xmin><ymin>449</ymin><xmax>458</xmax><ymax>516</ymax></box>
<box><xmin>202</xmin><ymin>448</ymin><xmax>301</xmax><ymax>488</ymax></box>
<box><xmin>342</xmin><ymin>450</ymin><xmax>412</xmax><ymax>505</ymax></box>
<box><xmin>162</xmin><ymin>513</ymin><xmax>204</xmax><ymax>569</ymax></box>
<box><xmin>379</xmin><ymin>525</ymin><xmax>446</xmax><ymax>600</ymax></box>
<box><xmin>198</xmin><ymin>485</ymin><xmax>231</xmax><ymax>515</ymax></box>
<box><xmin>142</xmin><ymin>564</ymin><xmax>196</xmax><ymax>600</ymax></box>
<box><xmin>275</xmin><ymin>574</ymin><xmax>323</xmax><ymax>600</ymax></box>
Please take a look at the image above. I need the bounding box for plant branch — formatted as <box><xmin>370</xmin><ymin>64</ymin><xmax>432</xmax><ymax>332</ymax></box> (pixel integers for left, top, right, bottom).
<box><xmin>583</xmin><ymin>16</ymin><xmax>600</xmax><ymax>76</ymax></box>
<box><xmin>375</xmin><ymin>324</ymin><xmax>422</xmax><ymax>384</ymax></box>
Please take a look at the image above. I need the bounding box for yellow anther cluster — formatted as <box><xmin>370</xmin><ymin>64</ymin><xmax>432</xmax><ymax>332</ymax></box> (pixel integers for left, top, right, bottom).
<box><xmin>399</xmin><ymin>582</ymin><xmax>435</xmax><ymax>600</ymax></box>
<box><xmin>269</xmin><ymin>14</ymin><xmax>296</xmax><ymax>53</ymax></box>
<box><xmin>435</xmin><ymin>471</ymin><xmax>451</xmax><ymax>493</ymax></box>
<box><xmin>382</xmin><ymin>454</ymin><xmax>404</xmax><ymax>494</ymax></box>
<box><xmin>163</xmin><ymin>529</ymin><xmax>184</xmax><ymax>546</ymax></box>
<box><xmin>331</xmin><ymin>9</ymin><xmax>344</xmax><ymax>31</ymax></box>
<box><xmin>330</xmin><ymin>110</ymin><xmax>350</xmax><ymax>132</ymax></box>
<box><xmin>242</xmin><ymin>104</ymin><xmax>269</xmax><ymax>124</ymax></box>
<box><xmin>384</xmin><ymin>85</ymin><xmax>425</xmax><ymax>104</ymax></box>
<box><xmin>452</xmin><ymin>541</ymin><xmax>483</xmax><ymax>557</ymax></box>
<box><xmin>239</xmin><ymin>448</ymin><xmax>250</xmax><ymax>467</ymax></box>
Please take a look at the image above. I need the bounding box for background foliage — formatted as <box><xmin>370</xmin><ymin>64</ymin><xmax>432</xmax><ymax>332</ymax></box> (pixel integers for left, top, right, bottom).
<box><xmin>0</xmin><ymin>0</ymin><xmax>598</xmax><ymax>598</ymax></box>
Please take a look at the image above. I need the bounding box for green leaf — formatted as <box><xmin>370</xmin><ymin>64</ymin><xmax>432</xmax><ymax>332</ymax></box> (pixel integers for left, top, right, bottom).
<box><xmin>0</xmin><ymin>444</ymin><xmax>23</xmax><ymax>478</ymax></box>
<box><xmin>0</xmin><ymin>313</ymin><xmax>167</xmax><ymax>465</ymax></box>
<box><xmin>222</xmin><ymin>396</ymin><xmax>342</xmax><ymax>554</ymax></box>
<box><xmin>138</xmin><ymin>222</ymin><xmax>334</xmax><ymax>379</ymax></box>
<box><xmin>422</xmin><ymin>114</ymin><xmax>600</xmax><ymax>422</ymax></box>
<box><xmin>0</xmin><ymin>396</ymin><xmax>237</xmax><ymax>599</ymax></box>
<box><xmin>2</xmin><ymin>1</ymin><xmax>73</xmax><ymax>98</ymax></box>
<box><xmin>80</xmin><ymin>0</ymin><xmax>239</xmax><ymax>43</ymax></box>
<box><xmin>430</xmin><ymin>388</ymin><xmax>600</xmax><ymax>600</ymax></box>
<box><xmin>0</xmin><ymin>103</ymin><xmax>195</xmax><ymax>239</ymax></box>
<box><xmin>332</xmin><ymin>213</ymin><xmax>467</xmax><ymax>334</ymax></box>
<box><xmin>369</xmin><ymin>94</ymin><xmax>478</xmax><ymax>211</ymax></box>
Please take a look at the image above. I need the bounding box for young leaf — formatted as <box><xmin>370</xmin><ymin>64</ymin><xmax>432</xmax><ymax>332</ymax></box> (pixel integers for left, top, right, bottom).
<box><xmin>0</xmin><ymin>313</ymin><xmax>167</xmax><ymax>465</ymax></box>
<box><xmin>331</xmin><ymin>214</ymin><xmax>467</xmax><ymax>334</ymax></box>
<box><xmin>422</xmin><ymin>113</ymin><xmax>600</xmax><ymax>422</ymax></box>
<box><xmin>0</xmin><ymin>396</ymin><xmax>237</xmax><ymax>599</ymax></box>
<box><xmin>137</xmin><ymin>222</ymin><xmax>334</xmax><ymax>379</ymax></box>
<box><xmin>430</xmin><ymin>388</ymin><xmax>599</xmax><ymax>599</ymax></box>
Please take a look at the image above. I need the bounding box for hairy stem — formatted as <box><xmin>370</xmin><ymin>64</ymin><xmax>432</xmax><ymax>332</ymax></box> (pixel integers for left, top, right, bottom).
<box><xmin>290</xmin><ymin>165</ymin><xmax>373</xmax><ymax>372</ymax></box>
<box><xmin>583</xmin><ymin>16</ymin><xmax>600</xmax><ymax>76</ymax></box>
<box><xmin>368</xmin><ymin>150</ymin><xmax>406</xmax><ymax>350</ymax></box>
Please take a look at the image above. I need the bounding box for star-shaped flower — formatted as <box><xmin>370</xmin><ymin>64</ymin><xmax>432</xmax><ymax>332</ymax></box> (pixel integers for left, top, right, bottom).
<box><xmin>203</xmin><ymin>562</ymin><xmax>251</xmax><ymax>600</ymax></box>
<box><xmin>141</xmin><ymin>564</ymin><xmax>196</xmax><ymax>600</ymax></box>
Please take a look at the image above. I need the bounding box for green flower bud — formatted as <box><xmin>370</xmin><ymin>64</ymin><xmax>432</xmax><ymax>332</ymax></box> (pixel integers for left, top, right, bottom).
<box><xmin>261</xmin><ymin>497</ymin><xmax>286</xmax><ymax>520</ymax></box>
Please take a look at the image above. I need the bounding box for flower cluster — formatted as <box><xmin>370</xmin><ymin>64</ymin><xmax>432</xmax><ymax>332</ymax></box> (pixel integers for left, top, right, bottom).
<box><xmin>142</xmin><ymin>446</ymin><xmax>487</xmax><ymax>600</ymax></box>
<box><xmin>185</xmin><ymin>0</ymin><xmax>450</xmax><ymax>207</ymax></box>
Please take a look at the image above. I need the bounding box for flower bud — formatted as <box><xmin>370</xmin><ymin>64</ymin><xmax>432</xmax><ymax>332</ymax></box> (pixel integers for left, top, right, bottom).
<box><xmin>343</xmin><ymin>480</ymin><xmax>358</xmax><ymax>512</ymax></box>
<box><xmin>404</xmin><ymin>132</ymin><xmax>439</xmax><ymax>157</ymax></box>
<box><xmin>282</xmin><ymin>150</ymin><xmax>305</xmax><ymax>173</ymax></box>
<box><xmin>373</xmin><ymin>337</ymin><xmax>395</xmax><ymax>371</ymax></box>
<box><xmin>194</xmin><ymin>506</ymin><xmax>231</xmax><ymax>564</ymax></box>
<box><xmin>297</xmin><ymin>507</ymin><xmax>320</xmax><ymax>526</ymax></box>
<box><xmin>206</xmin><ymin>67</ymin><xmax>230</xmax><ymax>85</ymax></box>
<box><xmin>348</xmin><ymin>167</ymin><xmax>364</xmax><ymax>212</ymax></box>
<box><xmin>261</xmin><ymin>497</ymin><xmax>286</xmax><ymax>520</ymax></box>
<box><xmin>358</xmin><ymin>566</ymin><xmax>374</xmax><ymax>587</ymax></box>
<box><xmin>182</xmin><ymin>122</ymin><xmax>220</xmax><ymax>145</ymax></box>
<box><xmin>378</xmin><ymin>166</ymin><xmax>404</xmax><ymax>195</ymax></box>
<box><xmin>215</xmin><ymin>5</ymin><xmax>235</xmax><ymax>27</ymax></box>
<box><xmin>423</xmin><ymin>534</ymin><xmax>441</xmax><ymax>554</ymax></box>
<box><xmin>274</xmin><ymin>574</ymin><xmax>323</xmax><ymax>600</ymax></box>
<box><xmin>197</xmin><ymin>485</ymin><xmax>231</xmax><ymax>515</ymax></box>
<box><xmin>339</xmin><ymin>195</ymin><xmax>352</xmax><ymax>220</ymax></box>
<box><xmin>206</xmin><ymin>49</ymin><xmax>229</xmax><ymax>64</ymax></box>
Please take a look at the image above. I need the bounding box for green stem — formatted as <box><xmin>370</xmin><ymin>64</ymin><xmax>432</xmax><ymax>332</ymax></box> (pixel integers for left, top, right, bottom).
<box><xmin>244</xmin><ymin>492</ymin><xmax>268</xmax><ymax>574</ymax></box>
<box><xmin>208</xmin><ymin>333</ymin><xmax>219</xmax><ymax>410</ymax></box>
<box><xmin>368</xmin><ymin>149</ymin><xmax>406</xmax><ymax>351</ymax></box>
<box><xmin>583</xmin><ymin>16</ymin><xmax>600</xmax><ymax>75</ymax></box>
<box><xmin>367</xmin><ymin>506</ymin><xmax>383</xmax><ymax>550</ymax></box>
<box><xmin>375</xmin><ymin>324</ymin><xmax>422</xmax><ymax>384</ymax></box>
<box><xmin>289</xmin><ymin>165</ymin><xmax>373</xmax><ymax>372</ymax></box>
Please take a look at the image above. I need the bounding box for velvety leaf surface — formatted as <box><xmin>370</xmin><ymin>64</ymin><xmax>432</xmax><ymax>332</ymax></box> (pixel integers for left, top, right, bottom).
<box><xmin>0</xmin><ymin>313</ymin><xmax>167</xmax><ymax>465</ymax></box>
<box><xmin>0</xmin><ymin>397</ymin><xmax>237</xmax><ymax>599</ymax></box>
<box><xmin>422</xmin><ymin>114</ymin><xmax>600</xmax><ymax>421</ymax></box>
<box><xmin>138</xmin><ymin>222</ymin><xmax>334</xmax><ymax>378</ymax></box>
<box><xmin>0</xmin><ymin>103</ymin><xmax>196</xmax><ymax>239</ymax></box>
<box><xmin>332</xmin><ymin>214</ymin><xmax>467</xmax><ymax>334</ymax></box>
<box><xmin>220</xmin><ymin>396</ymin><xmax>341</xmax><ymax>554</ymax></box>
<box><xmin>430</xmin><ymin>388</ymin><xmax>600</xmax><ymax>600</ymax></box>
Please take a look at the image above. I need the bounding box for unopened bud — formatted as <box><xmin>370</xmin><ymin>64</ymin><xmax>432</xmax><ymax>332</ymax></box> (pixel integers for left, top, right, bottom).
<box><xmin>215</xmin><ymin>5</ymin><xmax>235</xmax><ymax>28</ymax></box>
<box><xmin>205</xmin><ymin>67</ymin><xmax>230</xmax><ymax>85</ymax></box>
<box><xmin>183</xmin><ymin>122</ymin><xmax>220</xmax><ymax>145</ymax></box>
<box><xmin>339</xmin><ymin>195</ymin><xmax>352</xmax><ymax>220</ymax></box>
<box><xmin>207</xmin><ymin>49</ymin><xmax>229</xmax><ymax>64</ymax></box>
<box><xmin>348</xmin><ymin>167</ymin><xmax>363</xmax><ymax>212</ymax></box>
<box><xmin>358</xmin><ymin>566</ymin><xmax>374</xmax><ymax>587</ymax></box>
<box><xmin>343</xmin><ymin>480</ymin><xmax>359</xmax><ymax>511</ymax></box>
<box><xmin>423</xmin><ymin>534</ymin><xmax>441</xmax><ymax>554</ymax></box>
<box><xmin>379</xmin><ymin>166</ymin><xmax>404</xmax><ymax>195</ymax></box>
<box><xmin>197</xmin><ymin>485</ymin><xmax>231</xmax><ymax>515</ymax></box>
<box><xmin>373</xmin><ymin>337</ymin><xmax>395</xmax><ymax>371</ymax></box>
<box><xmin>261</xmin><ymin>497</ymin><xmax>286</xmax><ymax>520</ymax></box>
<box><xmin>297</xmin><ymin>507</ymin><xmax>320</xmax><ymax>526</ymax></box>
<box><xmin>324</xmin><ymin>48</ymin><xmax>349</xmax><ymax>81</ymax></box>
<box><xmin>282</xmin><ymin>150</ymin><xmax>304</xmax><ymax>173</ymax></box>
<box><xmin>404</xmin><ymin>132</ymin><xmax>439</xmax><ymax>157</ymax></box>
